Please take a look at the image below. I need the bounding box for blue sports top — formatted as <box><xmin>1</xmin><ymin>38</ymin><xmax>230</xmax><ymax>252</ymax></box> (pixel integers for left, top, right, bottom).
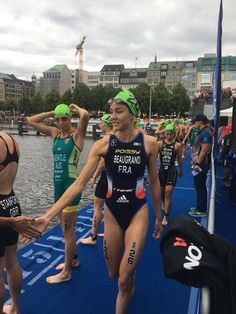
<box><xmin>104</xmin><ymin>132</ymin><xmax>148</xmax><ymax>230</ymax></box>
<box><xmin>105</xmin><ymin>132</ymin><xmax>147</xmax><ymax>197</ymax></box>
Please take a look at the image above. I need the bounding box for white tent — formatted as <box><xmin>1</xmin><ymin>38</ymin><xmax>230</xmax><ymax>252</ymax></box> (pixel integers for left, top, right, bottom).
<box><xmin>220</xmin><ymin>106</ymin><xmax>233</xmax><ymax>117</ymax></box>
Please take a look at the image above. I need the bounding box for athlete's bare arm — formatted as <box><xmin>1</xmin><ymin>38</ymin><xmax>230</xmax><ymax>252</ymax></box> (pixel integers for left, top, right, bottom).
<box><xmin>26</xmin><ymin>111</ymin><xmax>58</xmax><ymax>138</ymax></box>
<box><xmin>35</xmin><ymin>136</ymin><xmax>110</xmax><ymax>233</ymax></box>
<box><xmin>70</xmin><ymin>104</ymin><xmax>89</xmax><ymax>148</ymax></box>
<box><xmin>156</xmin><ymin>140</ymin><xmax>162</xmax><ymax>159</ymax></box>
<box><xmin>182</xmin><ymin>125</ymin><xmax>193</xmax><ymax>144</ymax></box>
<box><xmin>175</xmin><ymin>142</ymin><xmax>183</xmax><ymax>176</ymax></box>
<box><xmin>145</xmin><ymin>135</ymin><xmax>163</xmax><ymax>238</ymax></box>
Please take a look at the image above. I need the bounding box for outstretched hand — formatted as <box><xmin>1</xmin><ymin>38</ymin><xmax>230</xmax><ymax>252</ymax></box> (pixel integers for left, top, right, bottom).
<box><xmin>12</xmin><ymin>216</ymin><xmax>41</xmax><ymax>238</ymax></box>
<box><xmin>19</xmin><ymin>216</ymin><xmax>50</xmax><ymax>245</ymax></box>
<box><xmin>34</xmin><ymin>216</ymin><xmax>50</xmax><ymax>234</ymax></box>
<box><xmin>152</xmin><ymin>218</ymin><xmax>163</xmax><ymax>239</ymax></box>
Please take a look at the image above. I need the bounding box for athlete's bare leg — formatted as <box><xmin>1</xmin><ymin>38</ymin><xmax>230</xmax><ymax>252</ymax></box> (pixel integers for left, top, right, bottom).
<box><xmin>160</xmin><ymin>186</ymin><xmax>165</xmax><ymax>211</ymax></box>
<box><xmin>46</xmin><ymin>211</ymin><xmax>77</xmax><ymax>284</ymax></box>
<box><xmin>0</xmin><ymin>258</ymin><xmax>5</xmax><ymax>314</ymax></box>
<box><xmin>80</xmin><ymin>197</ymin><xmax>104</xmax><ymax>245</ymax></box>
<box><xmin>162</xmin><ymin>185</ymin><xmax>174</xmax><ymax>225</ymax></box>
<box><xmin>116</xmin><ymin>206</ymin><xmax>148</xmax><ymax>314</ymax></box>
<box><xmin>104</xmin><ymin>205</ymin><xmax>148</xmax><ymax>314</ymax></box>
<box><xmin>3</xmin><ymin>244</ymin><xmax>22</xmax><ymax>314</ymax></box>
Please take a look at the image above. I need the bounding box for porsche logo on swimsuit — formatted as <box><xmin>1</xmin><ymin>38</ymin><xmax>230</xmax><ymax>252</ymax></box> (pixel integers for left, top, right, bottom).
<box><xmin>115</xmin><ymin>149</ymin><xmax>140</xmax><ymax>155</ymax></box>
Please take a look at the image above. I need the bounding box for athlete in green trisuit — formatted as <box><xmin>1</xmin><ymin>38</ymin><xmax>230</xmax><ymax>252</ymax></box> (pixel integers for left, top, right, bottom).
<box><xmin>26</xmin><ymin>103</ymin><xmax>89</xmax><ymax>283</ymax></box>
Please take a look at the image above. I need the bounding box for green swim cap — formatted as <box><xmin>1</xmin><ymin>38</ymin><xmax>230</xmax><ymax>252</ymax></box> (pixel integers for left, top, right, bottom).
<box><xmin>134</xmin><ymin>119</ymin><xmax>141</xmax><ymax>128</ymax></box>
<box><xmin>101</xmin><ymin>113</ymin><xmax>112</xmax><ymax>128</ymax></box>
<box><xmin>165</xmin><ymin>123</ymin><xmax>175</xmax><ymax>132</ymax></box>
<box><xmin>113</xmin><ymin>89</ymin><xmax>140</xmax><ymax>117</ymax></box>
<box><xmin>54</xmin><ymin>104</ymin><xmax>71</xmax><ymax>118</ymax></box>
<box><xmin>160</xmin><ymin>120</ymin><xmax>167</xmax><ymax>126</ymax></box>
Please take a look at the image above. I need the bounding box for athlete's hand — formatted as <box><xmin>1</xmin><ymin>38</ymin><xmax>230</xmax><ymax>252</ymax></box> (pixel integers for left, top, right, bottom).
<box><xmin>34</xmin><ymin>216</ymin><xmax>50</xmax><ymax>234</ymax></box>
<box><xmin>12</xmin><ymin>216</ymin><xmax>41</xmax><ymax>238</ymax></box>
<box><xmin>69</xmin><ymin>103</ymin><xmax>80</xmax><ymax>113</ymax></box>
<box><xmin>89</xmin><ymin>177</ymin><xmax>96</xmax><ymax>187</ymax></box>
<box><xmin>19</xmin><ymin>216</ymin><xmax>50</xmax><ymax>245</ymax></box>
<box><xmin>153</xmin><ymin>218</ymin><xmax>163</xmax><ymax>239</ymax></box>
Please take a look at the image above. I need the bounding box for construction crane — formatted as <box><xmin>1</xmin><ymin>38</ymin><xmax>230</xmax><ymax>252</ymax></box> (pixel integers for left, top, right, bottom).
<box><xmin>75</xmin><ymin>36</ymin><xmax>86</xmax><ymax>83</ymax></box>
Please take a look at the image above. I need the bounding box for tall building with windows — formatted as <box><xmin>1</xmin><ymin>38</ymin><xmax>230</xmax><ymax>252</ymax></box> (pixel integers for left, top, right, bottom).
<box><xmin>40</xmin><ymin>64</ymin><xmax>71</xmax><ymax>98</ymax></box>
<box><xmin>0</xmin><ymin>72</ymin><xmax>35</xmax><ymax>103</ymax></box>
<box><xmin>196</xmin><ymin>54</ymin><xmax>236</xmax><ymax>91</ymax></box>
<box><xmin>100</xmin><ymin>64</ymin><xmax>124</xmax><ymax>87</ymax></box>
<box><xmin>181</xmin><ymin>61</ymin><xmax>197</xmax><ymax>97</ymax></box>
<box><xmin>86</xmin><ymin>71</ymin><xmax>100</xmax><ymax>88</ymax></box>
<box><xmin>119</xmin><ymin>68</ymin><xmax>147</xmax><ymax>88</ymax></box>
<box><xmin>70</xmin><ymin>69</ymin><xmax>79</xmax><ymax>91</ymax></box>
<box><xmin>147</xmin><ymin>56</ymin><xmax>197</xmax><ymax>97</ymax></box>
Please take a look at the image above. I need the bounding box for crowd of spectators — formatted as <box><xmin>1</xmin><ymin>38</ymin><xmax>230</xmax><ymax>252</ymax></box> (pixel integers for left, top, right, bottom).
<box><xmin>194</xmin><ymin>86</ymin><xmax>236</xmax><ymax>103</ymax></box>
<box><xmin>0</xmin><ymin>112</ymin><xmax>25</xmax><ymax>124</ymax></box>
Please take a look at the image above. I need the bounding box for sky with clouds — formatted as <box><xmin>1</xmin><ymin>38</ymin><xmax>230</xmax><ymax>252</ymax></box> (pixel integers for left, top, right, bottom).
<box><xmin>0</xmin><ymin>0</ymin><xmax>235</xmax><ymax>80</ymax></box>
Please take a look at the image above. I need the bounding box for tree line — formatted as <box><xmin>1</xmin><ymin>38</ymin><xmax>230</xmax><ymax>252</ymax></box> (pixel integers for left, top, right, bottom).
<box><xmin>0</xmin><ymin>82</ymin><xmax>191</xmax><ymax>117</ymax></box>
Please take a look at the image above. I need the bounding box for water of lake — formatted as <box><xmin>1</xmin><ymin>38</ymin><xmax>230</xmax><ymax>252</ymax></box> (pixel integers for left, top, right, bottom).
<box><xmin>13</xmin><ymin>135</ymin><xmax>95</xmax><ymax>227</ymax></box>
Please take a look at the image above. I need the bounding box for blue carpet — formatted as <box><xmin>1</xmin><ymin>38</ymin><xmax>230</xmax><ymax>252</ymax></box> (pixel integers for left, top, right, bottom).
<box><xmin>4</xmin><ymin>155</ymin><xmax>200</xmax><ymax>314</ymax></box>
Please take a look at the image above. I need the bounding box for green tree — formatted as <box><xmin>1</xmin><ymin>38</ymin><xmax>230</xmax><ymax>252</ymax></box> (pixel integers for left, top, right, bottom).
<box><xmin>3</xmin><ymin>100</ymin><xmax>18</xmax><ymax>113</ymax></box>
<box><xmin>31</xmin><ymin>93</ymin><xmax>45</xmax><ymax>113</ymax></box>
<box><xmin>152</xmin><ymin>83</ymin><xmax>171</xmax><ymax>116</ymax></box>
<box><xmin>133</xmin><ymin>83</ymin><xmax>150</xmax><ymax>116</ymax></box>
<box><xmin>45</xmin><ymin>90</ymin><xmax>61</xmax><ymax>111</ymax></box>
<box><xmin>170</xmin><ymin>83</ymin><xmax>191</xmax><ymax>115</ymax></box>
<box><xmin>101</xmin><ymin>85</ymin><xmax>118</xmax><ymax>112</ymax></box>
<box><xmin>90</xmin><ymin>85</ymin><xmax>106</xmax><ymax>112</ymax></box>
<box><xmin>0</xmin><ymin>101</ymin><xmax>5</xmax><ymax>111</ymax></box>
<box><xmin>73</xmin><ymin>83</ymin><xmax>91</xmax><ymax>111</ymax></box>
<box><xmin>61</xmin><ymin>89</ymin><xmax>73</xmax><ymax>105</ymax></box>
<box><xmin>18</xmin><ymin>96</ymin><xmax>31</xmax><ymax>114</ymax></box>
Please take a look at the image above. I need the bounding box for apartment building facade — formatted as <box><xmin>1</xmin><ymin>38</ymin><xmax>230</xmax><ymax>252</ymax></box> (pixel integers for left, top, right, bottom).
<box><xmin>119</xmin><ymin>68</ymin><xmax>147</xmax><ymax>88</ymax></box>
<box><xmin>147</xmin><ymin>57</ymin><xmax>197</xmax><ymax>97</ymax></box>
<box><xmin>196</xmin><ymin>54</ymin><xmax>236</xmax><ymax>91</ymax></box>
<box><xmin>99</xmin><ymin>64</ymin><xmax>124</xmax><ymax>88</ymax></box>
<box><xmin>0</xmin><ymin>72</ymin><xmax>35</xmax><ymax>103</ymax></box>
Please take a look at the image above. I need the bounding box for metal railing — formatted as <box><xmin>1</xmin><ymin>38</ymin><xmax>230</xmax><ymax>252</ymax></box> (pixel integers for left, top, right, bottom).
<box><xmin>200</xmin><ymin>139</ymin><xmax>216</xmax><ymax>313</ymax></box>
<box><xmin>187</xmin><ymin>139</ymin><xmax>216</xmax><ymax>314</ymax></box>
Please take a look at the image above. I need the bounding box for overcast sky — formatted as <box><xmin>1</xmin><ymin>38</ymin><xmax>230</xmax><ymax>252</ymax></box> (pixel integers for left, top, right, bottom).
<box><xmin>0</xmin><ymin>0</ymin><xmax>235</xmax><ymax>80</ymax></box>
